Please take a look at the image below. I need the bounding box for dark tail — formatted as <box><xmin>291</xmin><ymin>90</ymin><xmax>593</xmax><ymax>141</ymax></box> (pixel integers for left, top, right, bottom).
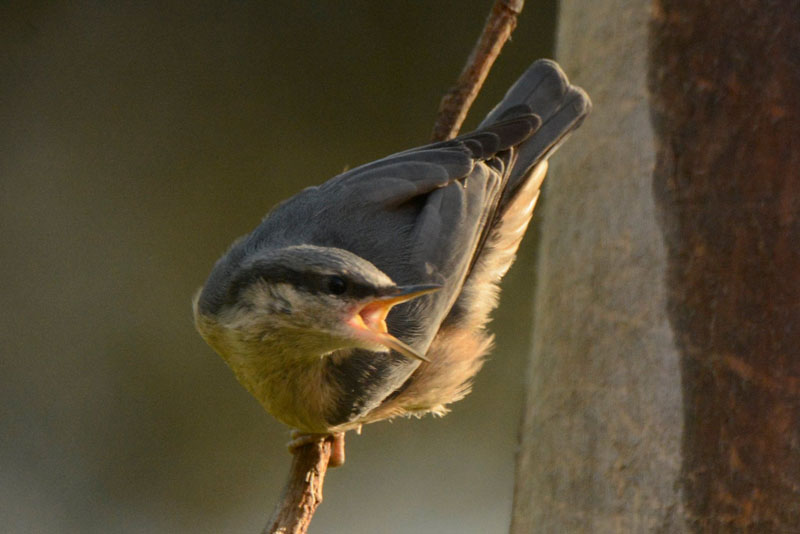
<box><xmin>481</xmin><ymin>59</ymin><xmax>591</xmax><ymax>189</ymax></box>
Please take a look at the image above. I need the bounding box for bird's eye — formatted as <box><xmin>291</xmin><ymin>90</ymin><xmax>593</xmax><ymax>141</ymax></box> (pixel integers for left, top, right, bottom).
<box><xmin>327</xmin><ymin>275</ymin><xmax>347</xmax><ymax>295</ymax></box>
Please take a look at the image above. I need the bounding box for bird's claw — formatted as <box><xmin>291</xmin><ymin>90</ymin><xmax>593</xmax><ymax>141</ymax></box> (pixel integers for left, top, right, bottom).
<box><xmin>287</xmin><ymin>431</ymin><xmax>346</xmax><ymax>468</ymax></box>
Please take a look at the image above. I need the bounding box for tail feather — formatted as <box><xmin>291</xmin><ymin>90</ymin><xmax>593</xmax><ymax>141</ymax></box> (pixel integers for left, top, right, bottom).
<box><xmin>482</xmin><ymin>59</ymin><xmax>591</xmax><ymax>193</ymax></box>
<box><xmin>443</xmin><ymin>59</ymin><xmax>590</xmax><ymax>329</ymax></box>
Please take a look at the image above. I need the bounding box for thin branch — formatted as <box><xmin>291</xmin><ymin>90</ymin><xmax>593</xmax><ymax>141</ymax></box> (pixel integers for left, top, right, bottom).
<box><xmin>264</xmin><ymin>437</ymin><xmax>333</xmax><ymax>534</ymax></box>
<box><xmin>431</xmin><ymin>0</ymin><xmax>525</xmax><ymax>142</ymax></box>
<box><xmin>263</xmin><ymin>2</ymin><xmax>525</xmax><ymax>533</ymax></box>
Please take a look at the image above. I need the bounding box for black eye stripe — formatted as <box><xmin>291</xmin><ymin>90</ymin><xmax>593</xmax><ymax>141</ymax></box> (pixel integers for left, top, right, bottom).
<box><xmin>228</xmin><ymin>264</ymin><xmax>378</xmax><ymax>301</ymax></box>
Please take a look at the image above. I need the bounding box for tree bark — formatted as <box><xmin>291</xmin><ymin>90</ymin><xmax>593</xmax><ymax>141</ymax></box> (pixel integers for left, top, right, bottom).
<box><xmin>512</xmin><ymin>1</ymin><xmax>685</xmax><ymax>531</ymax></box>
<box><xmin>513</xmin><ymin>0</ymin><xmax>800</xmax><ymax>532</ymax></box>
<box><xmin>650</xmin><ymin>1</ymin><xmax>800</xmax><ymax>531</ymax></box>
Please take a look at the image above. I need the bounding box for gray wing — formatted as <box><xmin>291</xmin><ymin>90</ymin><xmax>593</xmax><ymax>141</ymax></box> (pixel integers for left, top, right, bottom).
<box><xmin>445</xmin><ymin>59</ymin><xmax>591</xmax><ymax>326</ymax></box>
<box><xmin>254</xmin><ymin>114</ymin><xmax>540</xmax><ymax>353</ymax></box>
<box><xmin>364</xmin><ymin>61</ymin><xmax>591</xmax><ymax>423</ymax></box>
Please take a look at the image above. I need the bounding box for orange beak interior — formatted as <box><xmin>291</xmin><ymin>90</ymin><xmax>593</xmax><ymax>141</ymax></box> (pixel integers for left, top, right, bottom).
<box><xmin>346</xmin><ymin>285</ymin><xmax>439</xmax><ymax>362</ymax></box>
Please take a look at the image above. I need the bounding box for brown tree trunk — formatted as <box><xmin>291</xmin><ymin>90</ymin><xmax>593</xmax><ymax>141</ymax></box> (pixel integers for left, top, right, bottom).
<box><xmin>512</xmin><ymin>0</ymin><xmax>800</xmax><ymax>532</ymax></box>
<box><xmin>650</xmin><ymin>0</ymin><xmax>800</xmax><ymax>531</ymax></box>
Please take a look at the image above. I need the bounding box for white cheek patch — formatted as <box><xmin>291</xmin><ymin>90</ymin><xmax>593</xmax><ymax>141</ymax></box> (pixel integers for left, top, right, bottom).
<box><xmin>243</xmin><ymin>281</ymin><xmax>297</xmax><ymax>316</ymax></box>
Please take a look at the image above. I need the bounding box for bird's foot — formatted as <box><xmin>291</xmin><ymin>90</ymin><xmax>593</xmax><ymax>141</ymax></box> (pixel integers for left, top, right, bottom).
<box><xmin>288</xmin><ymin>430</ymin><xmax>346</xmax><ymax>468</ymax></box>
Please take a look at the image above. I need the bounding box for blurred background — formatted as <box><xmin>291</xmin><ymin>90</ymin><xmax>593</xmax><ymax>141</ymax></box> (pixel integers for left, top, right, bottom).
<box><xmin>1</xmin><ymin>2</ymin><xmax>557</xmax><ymax>532</ymax></box>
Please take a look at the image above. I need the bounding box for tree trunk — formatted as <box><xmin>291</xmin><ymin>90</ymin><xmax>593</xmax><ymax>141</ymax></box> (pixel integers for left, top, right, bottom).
<box><xmin>649</xmin><ymin>0</ymin><xmax>800</xmax><ymax>531</ymax></box>
<box><xmin>511</xmin><ymin>1</ymin><xmax>686</xmax><ymax>530</ymax></box>
<box><xmin>512</xmin><ymin>0</ymin><xmax>800</xmax><ymax>532</ymax></box>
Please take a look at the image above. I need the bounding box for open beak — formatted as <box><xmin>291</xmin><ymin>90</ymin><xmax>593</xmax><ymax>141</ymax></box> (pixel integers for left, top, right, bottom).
<box><xmin>346</xmin><ymin>284</ymin><xmax>440</xmax><ymax>362</ymax></box>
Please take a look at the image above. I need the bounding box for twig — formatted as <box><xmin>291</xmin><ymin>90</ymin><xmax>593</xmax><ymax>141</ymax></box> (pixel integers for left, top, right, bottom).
<box><xmin>431</xmin><ymin>0</ymin><xmax>525</xmax><ymax>142</ymax></box>
<box><xmin>264</xmin><ymin>437</ymin><xmax>333</xmax><ymax>534</ymax></box>
<box><xmin>264</xmin><ymin>2</ymin><xmax>525</xmax><ymax>533</ymax></box>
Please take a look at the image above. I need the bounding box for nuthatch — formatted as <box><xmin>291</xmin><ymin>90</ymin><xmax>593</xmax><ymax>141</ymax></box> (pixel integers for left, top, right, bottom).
<box><xmin>194</xmin><ymin>60</ymin><xmax>590</xmax><ymax>463</ymax></box>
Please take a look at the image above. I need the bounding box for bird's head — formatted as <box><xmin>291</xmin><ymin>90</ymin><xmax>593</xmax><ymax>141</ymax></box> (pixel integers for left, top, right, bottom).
<box><xmin>194</xmin><ymin>244</ymin><xmax>438</xmax><ymax>363</ymax></box>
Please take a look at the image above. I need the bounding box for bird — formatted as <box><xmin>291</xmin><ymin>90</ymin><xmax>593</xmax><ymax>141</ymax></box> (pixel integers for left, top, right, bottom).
<box><xmin>193</xmin><ymin>59</ymin><xmax>590</xmax><ymax>465</ymax></box>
